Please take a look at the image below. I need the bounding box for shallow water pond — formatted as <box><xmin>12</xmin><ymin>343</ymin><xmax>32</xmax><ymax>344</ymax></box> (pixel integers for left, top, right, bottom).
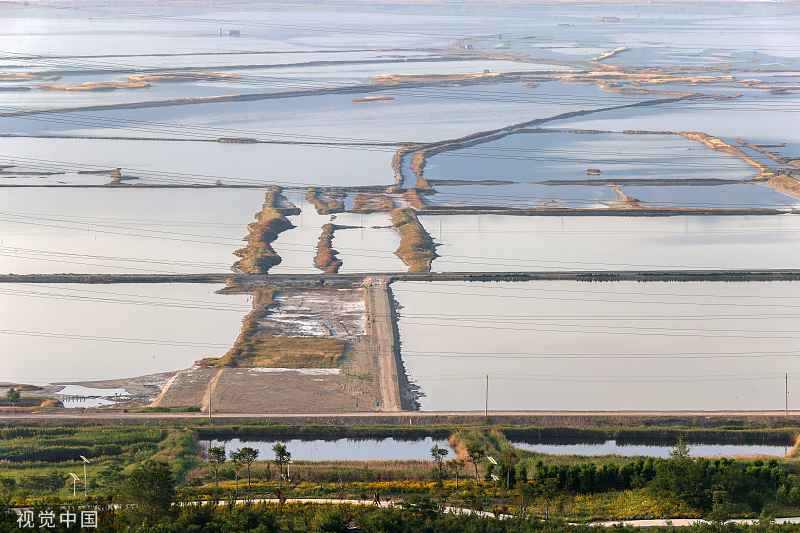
<box><xmin>623</xmin><ymin>183</ymin><xmax>800</xmax><ymax>209</ymax></box>
<box><xmin>422</xmin><ymin>131</ymin><xmax>755</xmax><ymax>185</ymax></box>
<box><xmin>393</xmin><ymin>280</ymin><xmax>800</xmax><ymax>411</ymax></box>
<box><xmin>55</xmin><ymin>385</ymin><xmax>129</xmax><ymax>408</ymax></box>
<box><xmin>0</xmin><ymin>187</ymin><xmax>265</xmax><ymax>274</ymax></box>
<box><xmin>0</xmin><ymin>283</ymin><xmax>250</xmax><ymax>384</ymax></box>
<box><xmin>509</xmin><ymin>438</ymin><xmax>790</xmax><ymax>458</ymax></box>
<box><xmin>206</xmin><ymin>437</ymin><xmax>451</xmax><ymax>461</ymax></box>
<box><xmin>425</xmin><ymin>183</ymin><xmax>616</xmax><ymax>209</ymax></box>
<box><xmin>420</xmin><ymin>214</ymin><xmax>800</xmax><ymax>272</ymax></box>
<box><xmin>269</xmin><ymin>192</ymin><xmax>405</xmax><ymax>274</ymax></box>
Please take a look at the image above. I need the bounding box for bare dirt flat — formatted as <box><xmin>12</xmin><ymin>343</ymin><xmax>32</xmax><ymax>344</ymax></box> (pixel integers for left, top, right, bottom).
<box><xmin>259</xmin><ymin>288</ymin><xmax>365</xmax><ymax>339</ymax></box>
<box><xmin>155</xmin><ymin>337</ymin><xmax>380</xmax><ymax>413</ymax></box>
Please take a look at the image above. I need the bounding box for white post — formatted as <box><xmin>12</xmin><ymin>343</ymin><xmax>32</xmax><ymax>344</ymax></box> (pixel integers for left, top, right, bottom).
<box><xmin>80</xmin><ymin>456</ymin><xmax>90</xmax><ymax>497</ymax></box>
<box><xmin>70</xmin><ymin>473</ymin><xmax>80</xmax><ymax>497</ymax></box>
<box><xmin>485</xmin><ymin>374</ymin><xmax>488</xmax><ymax>417</ymax></box>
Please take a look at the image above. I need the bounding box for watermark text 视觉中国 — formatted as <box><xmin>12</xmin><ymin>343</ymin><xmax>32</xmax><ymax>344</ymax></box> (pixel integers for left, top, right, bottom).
<box><xmin>17</xmin><ymin>510</ymin><xmax>97</xmax><ymax>529</ymax></box>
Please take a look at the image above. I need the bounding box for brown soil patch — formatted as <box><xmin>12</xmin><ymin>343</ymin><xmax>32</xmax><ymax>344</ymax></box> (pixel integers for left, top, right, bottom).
<box><xmin>38</xmin><ymin>81</ymin><xmax>150</xmax><ymax>91</ymax></box>
<box><xmin>0</xmin><ymin>73</ymin><xmax>49</xmax><ymax>81</ymax></box>
<box><xmin>591</xmin><ymin>46</ymin><xmax>628</xmax><ymax>62</ymax></box>
<box><xmin>601</xmin><ymin>185</ymin><xmax>642</xmax><ymax>209</ymax></box>
<box><xmin>349</xmin><ymin>96</ymin><xmax>397</xmax><ymax>104</ymax></box>
<box><xmin>306</xmin><ymin>188</ymin><xmax>346</xmax><ymax>214</ymax></box>
<box><xmin>37</xmin><ymin>73</ymin><xmax>238</xmax><ymax>92</ymax></box>
<box><xmin>767</xmin><ymin>174</ymin><xmax>800</xmax><ymax>199</ymax></box>
<box><xmin>401</xmin><ymin>189</ymin><xmax>428</xmax><ymax>210</ymax></box>
<box><xmin>351</xmin><ymin>193</ymin><xmax>394</xmax><ymax>213</ymax></box>
<box><xmin>373</xmin><ymin>71</ymin><xmax>508</xmax><ymax>86</ymax></box>
<box><xmin>128</xmin><ymin>72</ymin><xmax>238</xmax><ymax>84</ymax></box>
<box><xmin>207</xmin><ymin>354</ymin><xmax>380</xmax><ymax>413</ymax></box>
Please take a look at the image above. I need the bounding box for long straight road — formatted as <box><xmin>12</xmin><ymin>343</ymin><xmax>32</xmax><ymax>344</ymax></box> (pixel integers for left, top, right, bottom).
<box><xmin>0</xmin><ymin>410</ymin><xmax>797</xmax><ymax>422</ymax></box>
<box><xmin>366</xmin><ymin>277</ymin><xmax>402</xmax><ymax>412</ymax></box>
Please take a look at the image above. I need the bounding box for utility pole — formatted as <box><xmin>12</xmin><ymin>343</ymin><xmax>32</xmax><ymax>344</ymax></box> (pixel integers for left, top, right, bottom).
<box><xmin>485</xmin><ymin>374</ymin><xmax>488</xmax><ymax>417</ymax></box>
<box><xmin>208</xmin><ymin>382</ymin><xmax>212</xmax><ymax>419</ymax></box>
<box><xmin>70</xmin><ymin>473</ymin><xmax>79</xmax><ymax>497</ymax></box>
<box><xmin>786</xmin><ymin>373</ymin><xmax>789</xmax><ymax>417</ymax></box>
<box><xmin>80</xmin><ymin>456</ymin><xmax>90</xmax><ymax>497</ymax></box>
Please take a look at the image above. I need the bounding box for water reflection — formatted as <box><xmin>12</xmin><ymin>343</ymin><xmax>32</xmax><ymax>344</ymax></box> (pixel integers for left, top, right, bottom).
<box><xmin>206</xmin><ymin>437</ymin><xmax>450</xmax><ymax>461</ymax></box>
<box><xmin>420</xmin><ymin>214</ymin><xmax>800</xmax><ymax>272</ymax></box>
<box><xmin>0</xmin><ymin>284</ymin><xmax>251</xmax><ymax>384</ymax></box>
<box><xmin>510</xmin><ymin>438</ymin><xmax>790</xmax><ymax>458</ymax></box>
<box><xmin>0</xmin><ymin>187</ymin><xmax>266</xmax><ymax>274</ymax></box>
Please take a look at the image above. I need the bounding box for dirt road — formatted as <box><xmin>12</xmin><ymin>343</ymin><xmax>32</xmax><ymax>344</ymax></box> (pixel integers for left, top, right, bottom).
<box><xmin>366</xmin><ymin>277</ymin><xmax>402</xmax><ymax>412</ymax></box>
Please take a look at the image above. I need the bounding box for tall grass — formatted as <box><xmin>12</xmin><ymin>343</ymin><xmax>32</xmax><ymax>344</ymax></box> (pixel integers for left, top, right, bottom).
<box><xmin>306</xmin><ymin>188</ymin><xmax>345</xmax><ymax>214</ymax></box>
<box><xmin>391</xmin><ymin>208</ymin><xmax>436</xmax><ymax>272</ymax></box>
<box><xmin>314</xmin><ymin>223</ymin><xmax>342</xmax><ymax>273</ymax></box>
<box><xmin>233</xmin><ymin>190</ymin><xmax>294</xmax><ymax>274</ymax></box>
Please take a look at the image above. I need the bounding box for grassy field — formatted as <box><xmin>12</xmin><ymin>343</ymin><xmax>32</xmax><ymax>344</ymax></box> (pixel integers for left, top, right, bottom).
<box><xmin>0</xmin><ymin>424</ymin><xmax>198</xmax><ymax>499</ymax></box>
<box><xmin>4</xmin><ymin>420</ymin><xmax>800</xmax><ymax>521</ymax></box>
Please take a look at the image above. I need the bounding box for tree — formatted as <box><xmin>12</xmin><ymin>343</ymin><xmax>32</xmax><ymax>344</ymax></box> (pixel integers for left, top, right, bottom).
<box><xmin>446</xmin><ymin>458</ymin><xmax>466</xmax><ymax>490</ymax></box>
<box><xmin>207</xmin><ymin>445</ymin><xmax>226</xmax><ymax>490</ymax></box>
<box><xmin>121</xmin><ymin>460</ymin><xmax>175</xmax><ymax>526</ymax></box>
<box><xmin>705</xmin><ymin>490</ymin><xmax>736</xmax><ymax>529</ymax></box>
<box><xmin>0</xmin><ymin>476</ymin><xmax>16</xmax><ymax>495</ymax></box>
<box><xmin>650</xmin><ymin>436</ymin><xmax>707</xmax><ymax>510</ymax></box>
<box><xmin>430</xmin><ymin>444</ymin><xmax>449</xmax><ymax>481</ymax></box>
<box><xmin>313</xmin><ymin>507</ymin><xmax>347</xmax><ymax>533</ymax></box>
<box><xmin>44</xmin><ymin>469</ymin><xmax>68</xmax><ymax>494</ymax></box>
<box><xmin>239</xmin><ymin>446</ymin><xmax>259</xmax><ymax>489</ymax></box>
<box><xmin>538</xmin><ymin>477</ymin><xmax>560</xmax><ymax>520</ymax></box>
<box><xmin>5</xmin><ymin>388</ymin><xmax>20</xmax><ymax>408</ymax></box>
<box><xmin>501</xmin><ymin>450</ymin><xmax>520</xmax><ymax>490</ymax></box>
<box><xmin>229</xmin><ymin>449</ymin><xmax>243</xmax><ymax>491</ymax></box>
<box><xmin>99</xmin><ymin>464</ymin><xmax>125</xmax><ymax>493</ymax></box>
<box><xmin>465</xmin><ymin>444</ymin><xmax>486</xmax><ymax>483</ymax></box>
<box><xmin>272</xmin><ymin>443</ymin><xmax>291</xmax><ymax>489</ymax></box>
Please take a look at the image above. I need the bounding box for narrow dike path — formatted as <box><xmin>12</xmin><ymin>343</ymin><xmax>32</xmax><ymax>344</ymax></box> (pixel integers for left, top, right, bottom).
<box><xmin>365</xmin><ymin>277</ymin><xmax>402</xmax><ymax>412</ymax></box>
